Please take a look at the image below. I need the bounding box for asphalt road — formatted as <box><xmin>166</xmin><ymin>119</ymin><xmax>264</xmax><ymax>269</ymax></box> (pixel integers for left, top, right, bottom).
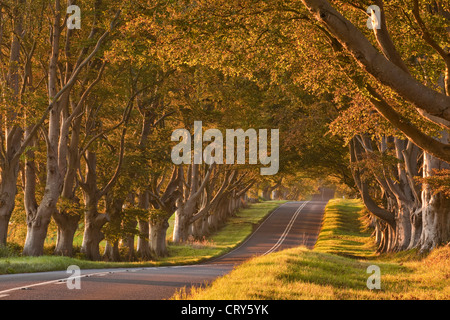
<box><xmin>0</xmin><ymin>200</ymin><xmax>328</xmax><ymax>300</ymax></box>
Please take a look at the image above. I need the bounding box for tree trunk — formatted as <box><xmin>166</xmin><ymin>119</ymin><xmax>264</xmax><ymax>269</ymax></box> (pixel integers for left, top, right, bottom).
<box><xmin>136</xmin><ymin>191</ymin><xmax>152</xmax><ymax>260</ymax></box>
<box><xmin>0</xmin><ymin>0</ymin><xmax>24</xmax><ymax>247</ymax></box>
<box><xmin>103</xmin><ymin>240</ymin><xmax>120</xmax><ymax>262</ymax></box>
<box><xmin>149</xmin><ymin>218</ymin><xmax>169</xmax><ymax>257</ymax></box>
<box><xmin>191</xmin><ymin>215</ymin><xmax>208</xmax><ymax>239</ymax></box>
<box><xmin>53</xmin><ymin>114</ymin><xmax>83</xmax><ymax>256</ymax></box>
<box><xmin>377</xmin><ymin>221</ymin><xmax>395</xmax><ymax>253</ymax></box>
<box><xmin>81</xmin><ymin>216</ymin><xmax>107</xmax><ymax>261</ymax></box>
<box><xmin>418</xmin><ymin>152</ymin><xmax>450</xmax><ymax>251</ymax></box>
<box><xmin>210</xmin><ymin>198</ymin><xmax>228</xmax><ymax>230</ymax></box>
<box><xmin>208</xmin><ymin>212</ymin><xmax>220</xmax><ymax>232</ymax></box>
<box><xmin>23</xmin><ymin>3</ymin><xmax>62</xmax><ymax>257</ymax></box>
<box><xmin>102</xmin><ymin>193</ymin><xmax>124</xmax><ymax>261</ymax></box>
<box><xmin>173</xmin><ymin>207</ymin><xmax>190</xmax><ymax>243</ymax></box>
<box><xmin>108</xmin><ymin>195</ymin><xmax>123</xmax><ymax>245</ymax></box>
<box><xmin>53</xmin><ymin>212</ymin><xmax>80</xmax><ymax>256</ymax></box>
<box><xmin>22</xmin><ymin>206</ymin><xmax>54</xmax><ymax>256</ymax></box>
<box><xmin>394</xmin><ymin>201</ymin><xmax>413</xmax><ymax>251</ymax></box>
<box><xmin>123</xmin><ymin>220</ymin><xmax>137</xmax><ymax>261</ymax></box>
<box><xmin>137</xmin><ymin>219</ymin><xmax>152</xmax><ymax>260</ymax></box>
<box><xmin>408</xmin><ymin>208</ymin><xmax>422</xmax><ymax>249</ymax></box>
<box><xmin>0</xmin><ymin>166</ymin><xmax>19</xmax><ymax>246</ymax></box>
<box><xmin>172</xmin><ymin>163</ymin><xmax>214</xmax><ymax>244</ymax></box>
<box><xmin>23</xmin><ymin>148</ymin><xmax>61</xmax><ymax>256</ymax></box>
<box><xmin>81</xmin><ymin>193</ymin><xmax>108</xmax><ymax>260</ymax></box>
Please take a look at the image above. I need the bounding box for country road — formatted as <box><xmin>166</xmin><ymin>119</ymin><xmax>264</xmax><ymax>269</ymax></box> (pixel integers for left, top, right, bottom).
<box><xmin>0</xmin><ymin>200</ymin><xmax>328</xmax><ymax>300</ymax></box>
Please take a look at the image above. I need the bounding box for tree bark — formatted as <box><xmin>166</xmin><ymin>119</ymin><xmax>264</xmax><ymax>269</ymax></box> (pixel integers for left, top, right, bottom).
<box><xmin>53</xmin><ymin>111</ymin><xmax>83</xmax><ymax>256</ymax></box>
<box><xmin>23</xmin><ymin>145</ymin><xmax>62</xmax><ymax>256</ymax></box>
<box><xmin>172</xmin><ymin>164</ymin><xmax>214</xmax><ymax>244</ymax></box>
<box><xmin>136</xmin><ymin>190</ymin><xmax>152</xmax><ymax>260</ymax></box>
<box><xmin>81</xmin><ymin>204</ymin><xmax>108</xmax><ymax>261</ymax></box>
<box><xmin>173</xmin><ymin>206</ymin><xmax>190</xmax><ymax>243</ymax></box>
<box><xmin>80</xmin><ymin>151</ymin><xmax>109</xmax><ymax>260</ymax></box>
<box><xmin>23</xmin><ymin>0</ymin><xmax>64</xmax><ymax>256</ymax></box>
<box><xmin>137</xmin><ymin>218</ymin><xmax>152</xmax><ymax>260</ymax></box>
<box><xmin>103</xmin><ymin>240</ymin><xmax>121</xmax><ymax>262</ymax></box>
<box><xmin>0</xmin><ymin>164</ymin><xmax>20</xmax><ymax>246</ymax></box>
<box><xmin>146</xmin><ymin>165</ymin><xmax>183</xmax><ymax>257</ymax></box>
<box><xmin>53</xmin><ymin>208</ymin><xmax>81</xmax><ymax>256</ymax></box>
<box><xmin>419</xmin><ymin>151</ymin><xmax>450</xmax><ymax>251</ymax></box>
<box><xmin>350</xmin><ymin>138</ymin><xmax>396</xmax><ymax>229</ymax></box>
<box><xmin>149</xmin><ymin>218</ymin><xmax>169</xmax><ymax>257</ymax></box>
<box><xmin>122</xmin><ymin>218</ymin><xmax>137</xmax><ymax>261</ymax></box>
<box><xmin>0</xmin><ymin>0</ymin><xmax>25</xmax><ymax>247</ymax></box>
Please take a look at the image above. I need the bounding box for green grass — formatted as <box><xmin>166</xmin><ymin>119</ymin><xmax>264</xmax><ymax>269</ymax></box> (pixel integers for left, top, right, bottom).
<box><xmin>174</xmin><ymin>198</ymin><xmax>450</xmax><ymax>300</ymax></box>
<box><xmin>313</xmin><ymin>198</ymin><xmax>376</xmax><ymax>258</ymax></box>
<box><xmin>0</xmin><ymin>200</ymin><xmax>286</xmax><ymax>275</ymax></box>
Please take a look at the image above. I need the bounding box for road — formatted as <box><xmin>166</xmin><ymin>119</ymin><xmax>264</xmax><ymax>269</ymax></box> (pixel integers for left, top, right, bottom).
<box><xmin>0</xmin><ymin>200</ymin><xmax>328</xmax><ymax>300</ymax></box>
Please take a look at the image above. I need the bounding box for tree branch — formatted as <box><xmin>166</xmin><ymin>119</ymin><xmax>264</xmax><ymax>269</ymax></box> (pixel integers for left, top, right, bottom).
<box><xmin>301</xmin><ymin>0</ymin><xmax>450</xmax><ymax>125</ymax></box>
<box><xmin>365</xmin><ymin>84</ymin><xmax>450</xmax><ymax>163</ymax></box>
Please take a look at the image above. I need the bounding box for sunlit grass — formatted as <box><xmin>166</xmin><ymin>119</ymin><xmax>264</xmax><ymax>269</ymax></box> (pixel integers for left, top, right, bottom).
<box><xmin>0</xmin><ymin>200</ymin><xmax>285</xmax><ymax>274</ymax></box>
<box><xmin>174</xmin><ymin>198</ymin><xmax>449</xmax><ymax>300</ymax></box>
<box><xmin>313</xmin><ymin>198</ymin><xmax>376</xmax><ymax>258</ymax></box>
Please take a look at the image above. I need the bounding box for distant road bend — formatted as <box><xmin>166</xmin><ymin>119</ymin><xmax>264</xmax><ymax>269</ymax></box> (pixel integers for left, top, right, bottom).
<box><xmin>0</xmin><ymin>199</ymin><xmax>329</xmax><ymax>300</ymax></box>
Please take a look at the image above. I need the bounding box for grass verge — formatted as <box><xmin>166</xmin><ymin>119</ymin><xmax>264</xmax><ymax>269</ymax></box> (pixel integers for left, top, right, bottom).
<box><xmin>0</xmin><ymin>200</ymin><xmax>286</xmax><ymax>275</ymax></box>
<box><xmin>174</xmin><ymin>198</ymin><xmax>449</xmax><ymax>300</ymax></box>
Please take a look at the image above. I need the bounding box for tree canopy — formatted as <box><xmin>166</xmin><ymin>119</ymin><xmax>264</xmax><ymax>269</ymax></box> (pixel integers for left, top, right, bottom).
<box><xmin>0</xmin><ymin>0</ymin><xmax>448</xmax><ymax>260</ymax></box>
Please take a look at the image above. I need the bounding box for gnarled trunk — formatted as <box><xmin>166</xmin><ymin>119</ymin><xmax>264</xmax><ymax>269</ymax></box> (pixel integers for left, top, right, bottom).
<box><xmin>53</xmin><ymin>211</ymin><xmax>81</xmax><ymax>256</ymax></box>
<box><xmin>418</xmin><ymin>152</ymin><xmax>450</xmax><ymax>251</ymax></box>
<box><xmin>81</xmin><ymin>215</ymin><xmax>107</xmax><ymax>261</ymax></box>
<box><xmin>81</xmin><ymin>192</ymin><xmax>108</xmax><ymax>260</ymax></box>
<box><xmin>23</xmin><ymin>148</ymin><xmax>61</xmax><ymax>256</ymax></box>
<box><xmin>23</xmin><ymin>206</ymin><xmax>54</xmax><ymax>256</ymax></box>
<box><xmin>149</xmin><ymin>218</ymin><xmax>169</xmax><ymax>257</ymax></box>
<box><xmin>394</xmin><ymin>201</ymin><xmax>413</xmax><ymax>251</ymax></box>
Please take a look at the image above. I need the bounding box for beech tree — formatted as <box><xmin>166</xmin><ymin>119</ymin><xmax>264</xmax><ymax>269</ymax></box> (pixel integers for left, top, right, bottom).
<box><xmin>20</xmin><ymin>0</ymin><xmax>120</xmax><ymax>256</ymax></box>
<box><xmin>0</xmin><ymin>0</ymin><xmax>27</xmax><ymax>246</ymax></box>
<box><xmin>300</xmin><ymin>0</ymin><xmax>450</xmax><ymax>162</ymax></box>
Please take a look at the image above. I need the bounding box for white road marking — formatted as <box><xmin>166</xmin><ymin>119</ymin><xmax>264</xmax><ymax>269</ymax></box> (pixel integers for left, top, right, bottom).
<box><xmin>263</xmin><ymin>201</ymin><xmax>309</xmax><ymax>255</ymax></box>
<box><xmin>0</xmin><ymin>269</ymin><xmax>129</xmax><ymax>296</ymax></box>
<box><xmin>207</xmin><ymin>202</ymin><xmax>290</xmax><ymax>262</ymax></box>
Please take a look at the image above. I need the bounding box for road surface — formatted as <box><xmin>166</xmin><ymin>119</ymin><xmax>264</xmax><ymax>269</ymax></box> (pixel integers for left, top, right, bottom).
<box><xmin>0</xmin><ymin>200</ymin><xmax>328</xmax><ymax>300</ymax></box>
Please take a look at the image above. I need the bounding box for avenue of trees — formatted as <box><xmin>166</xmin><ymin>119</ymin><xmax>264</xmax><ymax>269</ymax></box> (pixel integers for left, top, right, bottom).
<box><xmin>0</xmin><ymin>0</ymin><xmax>448</xmax><ymax>260</ymax></box>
